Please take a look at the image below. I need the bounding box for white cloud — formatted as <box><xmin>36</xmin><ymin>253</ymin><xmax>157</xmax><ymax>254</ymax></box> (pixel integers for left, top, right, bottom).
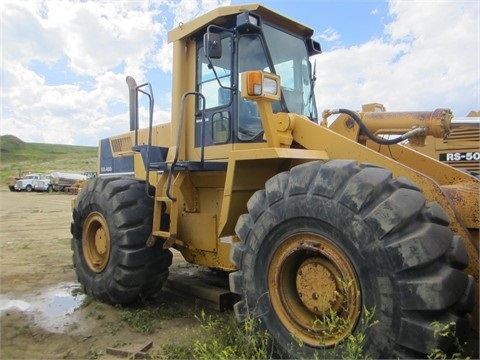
<box><xmin>315</xmin><ymin>0</ymin><xmax>479</xmax><ymax>116</ymax></box>
<box><xmin>318</xmin><ymin>27</ymin><xmax>340</xmax><ymax>43</ymax></box>
<box><xmin>1</xmin><ymin>0</ymin><xmax>169</xmax><ymax>145</ymax></box>
<box><xmin>315</xmin><ymin>39</ymin><xmax>411</xmax><ymax>109</ymax></box>
<box><xmin>1</xmin><ymin>3</ymin><xmax>63</xmax><ymax>64</ymax></box>
<box><xmin>154</xmin><ymin>42</ymin><xmax>174</xmax><ymax>73</ymax></box>
<box><xmin>167</xmin><ymin>0</ymin><xmax>230</xmax><ymax>28</ymax></box>
<box><xmin>44</xmin><ymin>1</ymin><xmax>166</xmax><ymax>77</ymax></box>
<box><xmin>0</xmin><ymin>0</ymin><xmax>233</xmax><ymax>145</ymax></box>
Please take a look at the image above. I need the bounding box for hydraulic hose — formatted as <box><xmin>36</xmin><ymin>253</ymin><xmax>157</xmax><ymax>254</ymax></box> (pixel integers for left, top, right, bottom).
<box><xmin>332</xmin><ymin>108</ymin><xmax>412</xmax><ymax>145</ymax></box>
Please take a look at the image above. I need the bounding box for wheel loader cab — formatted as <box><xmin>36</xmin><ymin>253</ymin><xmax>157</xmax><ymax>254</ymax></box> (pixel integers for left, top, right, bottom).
<box><xmin>97</xmin><ymin>5</ymin><xmax>321</xmax><ymax>175</ymax></box>
<box><xmin>192</xmin><ymin>9</ymin><xmax>320</xmax><ymax>155</ymax></box>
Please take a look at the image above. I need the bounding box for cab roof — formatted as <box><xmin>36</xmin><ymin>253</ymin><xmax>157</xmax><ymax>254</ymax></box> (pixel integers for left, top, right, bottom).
<box><xmin>168</xmin><ymin>3</ymin><xmax>314</xmax><ymax>43</ymax></box>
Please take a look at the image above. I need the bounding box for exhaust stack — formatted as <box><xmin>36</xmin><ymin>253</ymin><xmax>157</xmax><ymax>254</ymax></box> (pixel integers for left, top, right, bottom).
<box><xmin>126</xmin><ymin>76</ymin><xmax>138</xmax><ymax>133</ymax></box>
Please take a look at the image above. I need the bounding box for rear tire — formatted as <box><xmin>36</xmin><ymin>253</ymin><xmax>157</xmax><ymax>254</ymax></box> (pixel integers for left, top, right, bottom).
<box><xmin>230</xmin><ymin>160</ymin><xmax>474</xmax><ymax>359</ymax></box>
<box><xmin>71</xmin><ymin>176</ymin><xmax>172</xmax><ymax>304</ymax></box>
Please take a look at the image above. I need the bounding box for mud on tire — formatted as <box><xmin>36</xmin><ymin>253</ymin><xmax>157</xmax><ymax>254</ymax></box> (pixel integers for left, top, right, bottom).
<box><xmin>230</xmin><ymin>160</ymin><xmax>474</xmax><ymax>359</ymax></box>
<box><xmin>71</xmin><ymin>176</ymin><xmax>172</xmax><ymax>305</ymax></box>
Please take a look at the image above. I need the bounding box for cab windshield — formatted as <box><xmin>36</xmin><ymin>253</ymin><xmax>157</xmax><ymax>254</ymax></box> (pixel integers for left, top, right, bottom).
<box><xmin>263</xmin><ymin>24</ymin><xmax>317</xmax><ymax>121</ymax></box>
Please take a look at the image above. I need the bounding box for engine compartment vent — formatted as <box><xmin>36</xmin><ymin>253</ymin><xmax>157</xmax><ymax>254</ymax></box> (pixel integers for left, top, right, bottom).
<box><xmin>110</xmin><ymin>136</ymin><xmax>133</xmax><ymax>154</ymax></box>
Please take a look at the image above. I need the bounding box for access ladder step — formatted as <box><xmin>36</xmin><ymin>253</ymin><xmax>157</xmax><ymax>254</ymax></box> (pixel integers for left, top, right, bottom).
<box><xmin>152</xmin><ymin>230</ymin><xmax>170</xmax><ymax>238</ymax></box>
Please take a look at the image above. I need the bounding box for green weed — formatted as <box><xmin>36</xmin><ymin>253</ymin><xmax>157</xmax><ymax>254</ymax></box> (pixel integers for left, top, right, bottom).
<box><xmin>160</xmin><ymin>304</ymin><xmax>377</xmax><ymax>360</ymax></box>
<box><xmin>192</xmin><ymin>310</ymin><xmax>274</xmax><ymax>360</ymax></box>
<box><xmin>16</xmin><ymin>243</ymin><xmax>31</xmax><ymax>250</ymax></box>
<box><xmin>306</xmin><ymin>306</ymin><xmax>378</xmax><ymax>360</ymax></box>
<box><xmin>428</xmin><ymin>321</ymin><xmax>472</xmax><ymax>360</ymax></box>
<box><xmin>120</xmin><ymin>308</ymin><xmax>158</xmax><ymax>334</ymax></box>
<box><xmin>160</xmin><ymin>343</ymin><xmax>195</xmax><ymax>359</ymax></box>
<box><xmin>104</xmin><ymin>321</ymin><xmax>122</xmax><ymax>335</ymax></box>
<box><xmin>119</xmin><ymin>300</ymin><xmax>191</xmax><ymax>334</ymax></box>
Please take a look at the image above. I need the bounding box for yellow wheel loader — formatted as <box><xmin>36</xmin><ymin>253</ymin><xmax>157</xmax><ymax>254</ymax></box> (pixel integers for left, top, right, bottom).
<box><xmin>71</xmin><ymin>4</ymin><xmax>478</xmax><ymax>358</ymax></box>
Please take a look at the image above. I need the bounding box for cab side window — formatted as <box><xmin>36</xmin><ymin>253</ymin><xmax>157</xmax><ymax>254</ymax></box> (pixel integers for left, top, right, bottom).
<box><xmin>196</xmin><ymin>35</ymin><xmax>233</xmax><ymax>146</ymax></box>
<box><xmin>197</xmin><ymin>36</ymin><xmax>232</xmax><ymax>110</ymax></box>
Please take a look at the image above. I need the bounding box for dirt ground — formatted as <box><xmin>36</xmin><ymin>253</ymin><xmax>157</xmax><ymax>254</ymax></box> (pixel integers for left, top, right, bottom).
<box><xmin>0</xmin><ymin>188</ymin><xmax>230</xmax><ymax>359</ymax></box>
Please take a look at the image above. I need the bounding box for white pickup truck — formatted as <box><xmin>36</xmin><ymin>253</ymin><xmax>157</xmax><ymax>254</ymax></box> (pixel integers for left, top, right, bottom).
<box><xmin>14</xmin><ymin>173</ymin><xmax>52</xmax><ymax>192</ymax></box>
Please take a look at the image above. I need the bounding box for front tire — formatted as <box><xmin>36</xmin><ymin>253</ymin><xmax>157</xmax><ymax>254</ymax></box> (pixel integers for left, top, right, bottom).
<box><xmin>71</xmin><ymin>176</ymin><xmax>172</xmax><ymax>304</ymax></box>
<box><xmin>230</xmin><ymin>160</ymin><xmax>474</xmax><ymax>358</ymax></box>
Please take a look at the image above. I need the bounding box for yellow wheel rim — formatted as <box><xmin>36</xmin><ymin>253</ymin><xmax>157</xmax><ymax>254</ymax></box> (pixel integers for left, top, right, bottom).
<box><xmin>83</xmin><ymin>211</ymin><xmax>111</xmax><ymax>273</ymax></box>
<box><xmin>268</xmin><ymin>232</ymin><xmax>361</xmax><ymax>348</ymax></box>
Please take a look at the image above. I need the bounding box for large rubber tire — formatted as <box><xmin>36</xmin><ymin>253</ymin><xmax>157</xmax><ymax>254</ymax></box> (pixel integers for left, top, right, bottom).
<box><xmin>71</xmin><ymin>176</ymin><xmax>172</xmax><ymax>305</ymax></box>
<box><xmin>230</xmin><ymin>160</ymin><xmax>474</xmax><ymax>359</ymax></box>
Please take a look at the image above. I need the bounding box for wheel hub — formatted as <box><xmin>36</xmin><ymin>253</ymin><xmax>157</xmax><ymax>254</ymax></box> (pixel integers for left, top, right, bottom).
<box><xmin>268</xmin><ymin>232</ymin><xmax>361</xmax><ymax>348</ymax></box>
<box><xmin>94</xmin><ymin>228</ymin><xmax>107</xmax><ymax>255</ymax></box>
<box><xmin>296</xmin><ymin>258</ymin><xmax>342</xmax><ymax>315</ymax></box>
<box><xmin>83</xmin><ymin>212</ymin><xmax>111</xmax><ymax>273</ymax></box>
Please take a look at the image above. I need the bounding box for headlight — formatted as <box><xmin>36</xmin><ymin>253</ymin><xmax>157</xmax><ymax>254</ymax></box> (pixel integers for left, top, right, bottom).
<box><xmin>263</xmin><ymin>77</ymin><xmax>278</xmax><ymax>96</ymax></box>
<box><xmin>241</xmin><ymin>71</ymin><xmax>281</xmax><ymax>101</ymax></box>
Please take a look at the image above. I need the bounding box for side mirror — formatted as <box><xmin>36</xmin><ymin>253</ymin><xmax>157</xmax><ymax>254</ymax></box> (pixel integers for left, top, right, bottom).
<box><xmin>204</xmin><ymin>32</ymin><xmax>222</xmax><ymax>59</ymax></box>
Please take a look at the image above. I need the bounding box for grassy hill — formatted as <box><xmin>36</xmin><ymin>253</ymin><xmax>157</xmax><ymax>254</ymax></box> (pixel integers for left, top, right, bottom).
<box><xmin>0</xmin><ymin>135</ymin><xmax>98</xmax><ymax>185</ymax></box>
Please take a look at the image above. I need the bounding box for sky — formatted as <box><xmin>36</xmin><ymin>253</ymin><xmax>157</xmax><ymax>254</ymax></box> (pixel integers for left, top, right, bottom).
<box><xmin>1</xmin><ymin>0</ymin><xmax>479</xmax><ymax>146</ymax></box>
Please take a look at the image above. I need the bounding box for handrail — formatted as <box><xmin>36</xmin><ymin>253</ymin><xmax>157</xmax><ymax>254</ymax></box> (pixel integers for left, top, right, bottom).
<box><xmin>166</xmin><ymin>91</ymin><xmax>206</xmax><ymax>201</ymax></box>
<box><xmin>136</xmin><ymin>82</ymin><xmax>155</xmax><ymax>198</ymax></box>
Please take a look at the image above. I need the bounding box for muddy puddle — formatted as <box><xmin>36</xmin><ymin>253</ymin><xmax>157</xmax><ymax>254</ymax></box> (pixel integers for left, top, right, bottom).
<box><xmin>0</xmin><ymin>282</ymin><xmax>86</xmax><ymax>333</ymax></box>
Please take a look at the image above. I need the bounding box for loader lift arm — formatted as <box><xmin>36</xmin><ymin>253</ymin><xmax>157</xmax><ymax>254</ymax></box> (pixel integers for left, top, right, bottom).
<box><xmin>238</xmin><ymin>70</ymin><xmax>479</xmax><ymax>275</ymax></box>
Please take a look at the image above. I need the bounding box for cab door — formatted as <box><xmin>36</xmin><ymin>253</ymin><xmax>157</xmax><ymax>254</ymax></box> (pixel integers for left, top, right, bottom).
<box><xmin>194</xmin><ymin>34</ymin><xmax>234</xmax><ymax>161</ymax></box>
